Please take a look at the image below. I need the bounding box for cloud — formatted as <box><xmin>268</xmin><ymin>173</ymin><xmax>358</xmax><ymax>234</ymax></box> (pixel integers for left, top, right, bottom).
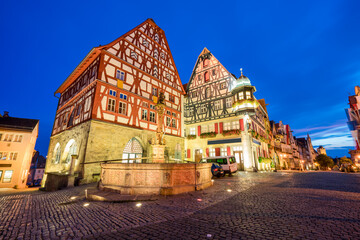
<box><xmin>293</xmin><ymin>123</ymin><xmax>345</xmax><ymax>134</ymax></box>
<box><xmin>294</xmin><ymin>123</ymin><xmax>354</xmax><ymax>151</ymax></box>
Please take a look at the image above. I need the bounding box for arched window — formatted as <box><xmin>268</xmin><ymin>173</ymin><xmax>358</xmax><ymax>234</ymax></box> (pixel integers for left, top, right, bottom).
<box><xmin>64</xmin><ymin>139</ymin><xmax>77</xmax><ymax>163</ymax></box>
<box><xmin>122</xmin><ymin>138</ymin><xmax>143</xmax><ymax>163</ymax></box>
<box><xmin>53</xmin><ymin>143</ymin><xmax>61</xmax><ymax>164</ymax></box>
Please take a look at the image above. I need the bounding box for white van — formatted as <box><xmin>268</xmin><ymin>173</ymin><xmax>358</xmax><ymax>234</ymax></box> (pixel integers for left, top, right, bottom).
<box><xmin>202</xmin><ymin>156</ymin><xmax>238</xmax><ymax>174</ymax></box>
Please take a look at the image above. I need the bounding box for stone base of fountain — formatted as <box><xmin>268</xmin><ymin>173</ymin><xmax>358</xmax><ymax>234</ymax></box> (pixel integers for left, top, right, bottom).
<box><xmin>99</xmin><ymin>163</ymin><xmax>213</xmax><ymax>195</ymax></box>
<box><xmin>149</xmin><ymin>144</ymin><xmax>166</xmax><ymax>163</ymax></box>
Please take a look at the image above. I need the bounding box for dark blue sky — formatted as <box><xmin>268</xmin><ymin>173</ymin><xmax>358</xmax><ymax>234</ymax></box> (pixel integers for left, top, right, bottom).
<box><xmin>1</xmin><ymin>0</ymin><xmax>359</xmax><ymax>157</ymax></box>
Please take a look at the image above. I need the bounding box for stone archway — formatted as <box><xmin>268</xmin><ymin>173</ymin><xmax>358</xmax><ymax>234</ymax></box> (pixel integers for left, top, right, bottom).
<box><xmin>122</xmin><ymin>138</ymin><xmax>143</xmax><ymax>163</ymax></box>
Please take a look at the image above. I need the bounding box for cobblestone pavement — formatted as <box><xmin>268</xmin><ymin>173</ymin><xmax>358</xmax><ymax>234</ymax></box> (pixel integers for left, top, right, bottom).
<box><xmin>1</xmin><ymin>172</ymin><xmax>359</xmax><ymax>239</ymax></box>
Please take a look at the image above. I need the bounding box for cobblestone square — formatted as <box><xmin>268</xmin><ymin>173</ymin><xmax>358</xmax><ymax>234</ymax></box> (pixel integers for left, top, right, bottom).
<box><xmin>1</xmin><ymin>172</ymin><xmax>359</xmax><ymax>239</ymax></box>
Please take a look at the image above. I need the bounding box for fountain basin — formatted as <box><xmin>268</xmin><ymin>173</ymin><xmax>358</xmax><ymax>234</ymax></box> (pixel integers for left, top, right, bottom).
<box><xmin>99</xmin><ymin>163</ymin><xmax>213</xmax><ymax>195</ymax></box>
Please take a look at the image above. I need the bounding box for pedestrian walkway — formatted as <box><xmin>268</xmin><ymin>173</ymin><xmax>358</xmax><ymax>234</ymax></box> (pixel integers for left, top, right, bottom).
<box><xmin>1</xmin><ymin>172</ymin><xmax>359</xmax><ymax>239</ymax></box>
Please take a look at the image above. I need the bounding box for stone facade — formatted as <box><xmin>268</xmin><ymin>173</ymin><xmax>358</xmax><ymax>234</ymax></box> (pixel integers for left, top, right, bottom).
<box><xmin>43</xmin><ymin>119</ymin><xmax>185</xmax><ymax>185</ymax></box>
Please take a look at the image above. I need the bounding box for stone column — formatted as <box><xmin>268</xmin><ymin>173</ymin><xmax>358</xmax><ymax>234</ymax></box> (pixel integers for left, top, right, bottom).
<box><xmin>243</xmin><ymin>114</ymin><xmax>254</xmax><ymax>171</ymax></box>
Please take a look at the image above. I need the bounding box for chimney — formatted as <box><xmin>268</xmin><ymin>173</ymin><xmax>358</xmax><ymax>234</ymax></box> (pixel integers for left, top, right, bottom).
<box><xmin>3</xmin><ymin>111</ymin><xmax>9</xmax><ymax>117</ymax></box>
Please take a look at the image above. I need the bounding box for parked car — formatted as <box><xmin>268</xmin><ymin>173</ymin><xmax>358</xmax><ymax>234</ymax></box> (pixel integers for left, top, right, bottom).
<box><xmin>211</xmin><ymin>163</ymin><xmax>225</xmax><ymax>177</ymax></box>
<box><xmin>203</xmin><ymin>156</ymin><xmax>238</xmax><ymax>174</ymax></box>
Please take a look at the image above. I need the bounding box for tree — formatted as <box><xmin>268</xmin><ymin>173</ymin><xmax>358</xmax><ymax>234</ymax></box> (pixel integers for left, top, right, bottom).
<box><xmin>339</xmin><ymin>156</ymin><xmax>352</xmax><ymax>165</ymax></box>
<box><xmin>314</xmin><ymin>154</ymin><xmax>334</xmax><ymax>170</ymax></box>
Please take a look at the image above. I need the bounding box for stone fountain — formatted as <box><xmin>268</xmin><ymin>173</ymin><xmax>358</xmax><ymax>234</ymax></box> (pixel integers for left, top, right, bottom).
<box><xmin>97</xmin><ymin>92</ymin><xmax>213</xmax><ymax>196</ymax></box>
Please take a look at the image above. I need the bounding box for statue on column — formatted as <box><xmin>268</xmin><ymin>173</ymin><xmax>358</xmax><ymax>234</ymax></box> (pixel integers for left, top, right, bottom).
<box><xmin>155</xmin><ymin>92</ymin><xmax>166</xmax><ymax>145</ymax></box>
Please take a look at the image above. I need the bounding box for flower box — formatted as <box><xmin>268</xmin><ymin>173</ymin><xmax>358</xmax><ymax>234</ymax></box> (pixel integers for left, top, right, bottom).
<box><xmin>187</xmin><ymin>135</ymin><xmax>196</xmax><ymax>140</ymax></box>
<box><xmin>222</xmin><ymin>129</ymin><xmax>241</xmax><ymax>136</ymax></box>
<box><xmin>200</xmin><ymin>132</ymin><xmax>217</xmax><ymax>138</ymax></box>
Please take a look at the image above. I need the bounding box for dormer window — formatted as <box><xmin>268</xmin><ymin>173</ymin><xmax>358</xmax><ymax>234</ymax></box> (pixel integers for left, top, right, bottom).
<box><xmin>246</xmin><ymin>91</ymin><xmax>251</xmax><ymax>99</ymax></box>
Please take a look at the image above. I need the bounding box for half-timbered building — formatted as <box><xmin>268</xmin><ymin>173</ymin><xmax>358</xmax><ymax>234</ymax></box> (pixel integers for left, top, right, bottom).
<box><xmin>44</xmin><ymin>19</ymin><xmax>185</xmax><ymax>184</ymax></box>
<box><xmin>184</xmin><ymin>48</ymin><xmax>271</xmax><ymax>171</ymax></box>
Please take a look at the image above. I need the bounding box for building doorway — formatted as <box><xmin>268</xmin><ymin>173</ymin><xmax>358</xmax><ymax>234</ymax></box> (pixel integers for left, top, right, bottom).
<box><xmin>122</xmin><ymin>138</ymin><xmax>143</xmax><ymax>163</ymax></box>
<box><xmin>234</xmin><ymin>151</ymin><xmax>244</xmax><ymax>171</ymax></box>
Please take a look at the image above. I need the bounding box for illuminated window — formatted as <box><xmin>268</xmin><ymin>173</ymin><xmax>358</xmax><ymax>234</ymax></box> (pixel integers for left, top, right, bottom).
<box><xmin>119</xmin><ymin>102</ymin><xmax>127</xmax><ymax>115</ymax></box>
<box><xmin>209</xmin><ymin>148</ymin><xmax>215</xmax><ymax>157</ymax></box>
<box><xmin>224</xmin><ymin>122</ymin><xmax>231</xmax><ymax>131</ymax></box>
<box><xmin>226</xmin><ymin>98</ymin><xmax>232</xmax><ymax>108</ymax></box>
<box><xmin>214</xmin><ymin>100</ymin><xmax>221</xmax><ymax>110</ymax></box>
<box><xmin>246</xmin><ymin>91</ymin><xmax>251</xmax><ymax>99</ymax></box>
<box><xmin>107</xmin><ymin>99</ymin><xmax>116</xmax><ymax>112</ymax></box>
<box><xmin>201</xmin><ymin>125</ymin><xmax>208</xmax><ymax>134</ymax></box>
<box><xmin>1</xmin><ymin>152</ymin><xmax>7</xmax><ymax>160</ymax></box>
<box><xmin>189</xmin><ymin>108</ymin><xmax>194</xmax><ymax>116</ymax></box>
<box><xmin>190</xmin><ymin>127</ymin><xmax>196</xmax><ymax>135</ymax></box>
<box><xmin>9</xmin><ymin>152</ymin><xmax>17</xmax><ymax>160</ymax></box>
<box><xmin>208</xmin><ymin>124</ymin><xmax>215</xmax><ymax>132</ymax></box>
<box><xmin>150</xmin><ymin>112</ymin><xmax>156</xmax><ymax>123</ymax></box>
<box><xmin>239</xmin><ymin>92</ymin><xmax>244</xmax><ymax>100</ymax></box>
<box><xmin>221</xmin><ymin>148</ymin><xmax>227</xmax><ymax>156</ymax></box>
<box><xmin>232</xmin><ymin>121</ymin><xmax>239</xmax><ymax>130</ymax></box>
<box><xmin>116</xmin><ymin>70</ymin><xmax>125</xmax><ymax>81</ymax></box>
<box><xmin>141</xmin><ymin>109</ymin><xmax>148</xmax><ymax>121</ymax></box>
<box><xmin>200</xmin><ymin>104</ymin><xmax>207</xmax><ymax>114</ymax></box>
<box><xmin>3</xmin><ymin>170</ymin><xmax>13</xmax><ymax>183</ymax></box>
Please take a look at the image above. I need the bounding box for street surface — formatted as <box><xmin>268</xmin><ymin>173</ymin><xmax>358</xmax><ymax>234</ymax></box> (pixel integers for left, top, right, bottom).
<box><xmin>0</xmin><ymin>172</ymin><xmax>359</xmax><ymax>239</ymax></box>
